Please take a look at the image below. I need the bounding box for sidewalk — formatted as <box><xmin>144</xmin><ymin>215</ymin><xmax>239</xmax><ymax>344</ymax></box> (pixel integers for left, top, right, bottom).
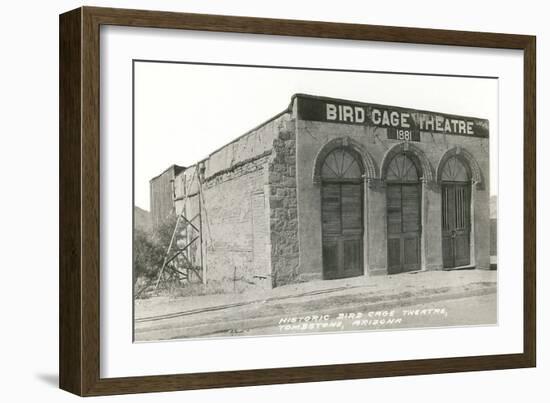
<box><xmin>135</xmin><ymin>269</ymin><xmax>497</xmax><ymax>340</ymax></box>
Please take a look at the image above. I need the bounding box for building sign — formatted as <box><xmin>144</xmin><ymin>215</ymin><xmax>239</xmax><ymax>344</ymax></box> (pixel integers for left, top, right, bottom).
<box><xmin>370</xmin><ymin>107</ymin><xmax>421</xmax><ymax>142</ymax></box>
<box><xmin>296</xmin><ymin>96</ymin><xmax>489</xmax><ymax>139</ymax></box>
<box><xmin>387</xmin><ymin>127</ymin><xmax>421</xmax><ymax>142</ymax></box>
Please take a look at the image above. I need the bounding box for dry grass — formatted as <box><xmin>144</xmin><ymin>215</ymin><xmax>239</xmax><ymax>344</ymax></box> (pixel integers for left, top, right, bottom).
<box><xmin>136</xmin><ymin>276</ymin><xmax>259</xmax><ymax>299</ymax></box>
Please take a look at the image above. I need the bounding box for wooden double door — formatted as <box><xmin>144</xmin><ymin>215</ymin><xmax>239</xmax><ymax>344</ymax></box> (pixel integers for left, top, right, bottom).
<box><xmin>321</xmin><ymin>182</ymin><xmax>363</xmax><ymax>279</ymax></box>
<box><xmin>386</xmin><ymin>183</ymin><xmax>421</xmax><ymax>274</ymax></box>
<box><xmin>442</xmin><ymin>183</ymin><xmax>471</xmax><ymax>268</ymax></box>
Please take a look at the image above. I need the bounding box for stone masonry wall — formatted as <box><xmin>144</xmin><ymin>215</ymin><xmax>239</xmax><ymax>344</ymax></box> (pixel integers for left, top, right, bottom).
<box><xmin>268</xmin><ymin>119</ymin><xmax>300</xmax><ymax>287</ymax></box>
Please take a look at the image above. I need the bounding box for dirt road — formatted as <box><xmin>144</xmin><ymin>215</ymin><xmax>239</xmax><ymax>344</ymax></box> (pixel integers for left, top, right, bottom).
<box><xmin>134</xmin><ymin>270</ymin><xmax>497</xmax><ymax>341</ymax></box>
<box><xmin>252</xmin><ymin>293</ymin><xmax>497</xmax><ymax>336</ymax></box>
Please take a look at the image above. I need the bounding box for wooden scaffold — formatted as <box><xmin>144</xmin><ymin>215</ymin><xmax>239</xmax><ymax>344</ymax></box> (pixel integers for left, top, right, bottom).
<box><xmin>137</xmin><ymin>164</ymin><xmax>213</xmax><ymax>297</ymax></box>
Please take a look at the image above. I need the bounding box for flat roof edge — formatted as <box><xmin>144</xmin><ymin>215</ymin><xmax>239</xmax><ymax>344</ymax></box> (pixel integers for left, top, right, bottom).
<box><xmin>291</xmin><ymin>93</ymin><xmax>489</xmax><ymax>123</ymax></box>
<box><xmin>149</xmin><ymin>164</ymin><xmax>186</xmax><ymax>182</ymax></box>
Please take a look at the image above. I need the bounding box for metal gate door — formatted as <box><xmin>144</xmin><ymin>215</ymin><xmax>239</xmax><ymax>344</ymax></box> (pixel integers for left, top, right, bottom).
<box><xmin>442</xmin><ymin>184</ymin><xmax>471</xmax><ymax>268</ymax></box>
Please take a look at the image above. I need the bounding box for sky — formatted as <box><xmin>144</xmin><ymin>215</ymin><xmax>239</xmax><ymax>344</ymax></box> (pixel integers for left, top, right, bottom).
<box><xmin>134</xmin><ymin>61</ymin><xmax>498</xmax><ymax>210</ymax></box>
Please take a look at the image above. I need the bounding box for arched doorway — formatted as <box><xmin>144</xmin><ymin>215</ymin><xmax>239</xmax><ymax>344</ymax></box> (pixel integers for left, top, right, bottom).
<box><xmin>320</xmin><ymin>147</ymin><xmax>364</xmax><ymax>279</ymax></box>
<box><xmin>385</xmin><ymin>153</ymin><xmax>421</xmax><ymax>274</ymax></box>
<box><xmin>441</xmin><ymin>156</ymin><xmax>471</xmax><ymax>268</ymax></box>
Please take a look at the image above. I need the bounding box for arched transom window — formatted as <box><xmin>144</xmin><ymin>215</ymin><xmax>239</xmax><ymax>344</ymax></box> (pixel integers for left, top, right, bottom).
<box><xmin>441</xmin><ymin>156</ymin><xmax>470</xmax><ymax>182</ymax></box>
<box><xmin>321</xmin><ymin>148</ymin><xmax>363</xmax><ymax>181</ymax></box>
<box><xmin>386</xmin><ymin>154</ymin><xmax>419</xmax><ymax>182</ymax></box>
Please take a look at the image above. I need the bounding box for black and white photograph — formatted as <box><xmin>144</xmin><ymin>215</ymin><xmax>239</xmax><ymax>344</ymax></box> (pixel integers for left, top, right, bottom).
<box><xmin>0</xmin><ymin>0</ymin><xmax>544</xmax><ymax>399</ymax></box>
<box><xmin>132</xmin><ymin>61</ymin><xmax>498</xmax><ymax>342</ymax></box>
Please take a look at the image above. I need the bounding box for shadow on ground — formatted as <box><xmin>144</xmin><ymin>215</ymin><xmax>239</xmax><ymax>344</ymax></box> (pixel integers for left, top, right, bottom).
<box><xmin>35</xmin><ymin>373</ymin><xmax>58</xmax><ymax>388</ymax></box>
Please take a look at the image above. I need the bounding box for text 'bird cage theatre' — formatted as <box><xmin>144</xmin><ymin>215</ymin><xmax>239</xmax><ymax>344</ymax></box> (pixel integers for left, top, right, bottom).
<box><xmin>149</xmin><ymin>94</ymin><xmax>491</xmax><ymax>290</ymax></box>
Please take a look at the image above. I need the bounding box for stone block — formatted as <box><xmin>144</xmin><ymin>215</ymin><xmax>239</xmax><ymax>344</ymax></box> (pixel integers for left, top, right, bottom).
<box><xmin>270</xmin><ymin>197</ymin><xmax>284</xmax><ymax>208</ymax></box>
<box><xmin>279</xmin><ymin>131</ymin><xmax>291</xmax><ymax>141</ymax></box>
<box><xmin>269</xmin><ymin>172</ymin><xmax>281</xmax><ymax>182</ymax></box>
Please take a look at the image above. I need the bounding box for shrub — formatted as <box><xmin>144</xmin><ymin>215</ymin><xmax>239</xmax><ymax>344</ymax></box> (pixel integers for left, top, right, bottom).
<box><xmin>133</xmin><ymin>214</ymin><xmax>179</xmax><ymax>295</ymax></box>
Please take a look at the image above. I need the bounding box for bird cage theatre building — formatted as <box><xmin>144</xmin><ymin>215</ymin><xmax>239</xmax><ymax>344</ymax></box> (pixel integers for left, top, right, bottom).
<box><xmin>150</xmin><ymin>94</ymin><xmax>491</xmax><ymax>289</ymax></box>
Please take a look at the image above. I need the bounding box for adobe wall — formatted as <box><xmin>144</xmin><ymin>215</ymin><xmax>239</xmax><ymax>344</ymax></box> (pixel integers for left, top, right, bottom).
<box><xmin>149</xmin><ymin>165</ymin><xmax>184</xmax><ymax>229</ymax></box>
<box><xmin>172</xmin><ymin>112</ymin><xmax>293</xmax><ymax>288</ymax></box>
<box><xmin>200</xmin><ymin>154</ymin><xmax>272</xmax><ymax>286</ymax></box>
<box><xmin>295</xmin><ymin>105</ymin><xmax>491</xmax><ymax>278</ymax></box>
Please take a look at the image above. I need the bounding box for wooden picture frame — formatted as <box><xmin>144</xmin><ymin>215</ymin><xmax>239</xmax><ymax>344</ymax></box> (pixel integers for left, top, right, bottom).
<box><xmin>59</xmin><ymin>6</ymin><xmax>536</xmax><ymax>396</ymax></box>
